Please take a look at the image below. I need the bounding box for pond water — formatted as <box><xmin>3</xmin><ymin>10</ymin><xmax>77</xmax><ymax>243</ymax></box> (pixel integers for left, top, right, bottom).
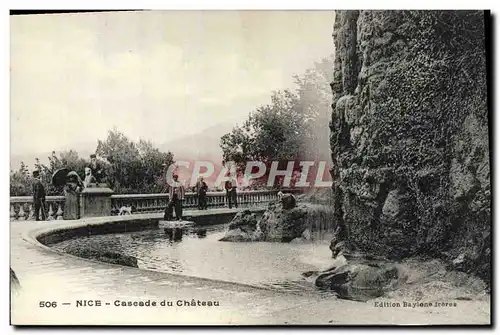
<box><xmin>50</xmin><ymin>224</ymin><xmax>338</xmax><ymax>296</ymax></box>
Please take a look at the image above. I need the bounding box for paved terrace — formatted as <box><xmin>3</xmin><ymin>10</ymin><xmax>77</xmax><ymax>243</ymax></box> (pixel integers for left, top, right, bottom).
<box><xmin>10</xmin><ymin>208</ymin><xmax>491</xmax><ymax>326</ymax></box>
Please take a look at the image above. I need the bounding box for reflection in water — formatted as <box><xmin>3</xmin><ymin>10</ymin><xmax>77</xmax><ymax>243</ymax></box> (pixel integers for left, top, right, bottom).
<box><xmin>51</xmin><ymin>224</ymin><xmax>337</xmax><ymax>296</ymax></box>
<box><xmin>164</xmin><ymin>228</ymin><xmax>183</xmax><ymax>242</ymax></box>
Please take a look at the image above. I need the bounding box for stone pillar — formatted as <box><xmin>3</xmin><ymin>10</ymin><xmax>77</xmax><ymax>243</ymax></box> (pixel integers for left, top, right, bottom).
<box><xmin>79</xmin><ymin>185</ymin><xmax>114</xmax><ymax>218</ymax></box>
<box><xmin>63</xmin><ymin>192</ymin><xmax>80</xmax><ymax>220</ymax></box>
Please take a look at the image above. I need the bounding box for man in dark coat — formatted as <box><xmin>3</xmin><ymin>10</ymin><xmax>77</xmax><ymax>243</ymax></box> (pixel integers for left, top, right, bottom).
<box><xmin>196</xmin><ymin>177</ymin><xmax>208</xmax><ymax>210</ymax></box>
<box><xmin>32</xmin><ymin>170</ymin><xmax>46</xmax><ymax>221</ymax></box>
<box><xmin>165</xmin><ymin>174</ymin><xmax>185</xmax><ymax>221</ymax></box>
<box><xmin>225</xmin><ymin>177</ymin><xmax>238</xmax><ymax>209</ymax></box>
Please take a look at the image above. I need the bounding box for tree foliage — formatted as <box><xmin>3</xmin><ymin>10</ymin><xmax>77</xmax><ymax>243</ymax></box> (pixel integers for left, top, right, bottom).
<box><xmin>220</xmin><ymin>56</ymin><xmax>334</xmax><ymax>177</ymax></box>
<box><xmin>10</xmin><ymin>162</ymin><xmax>32</xmax><ymax>196</ymax></box>
<box><xmin>10</xmin><ymin>129</ymin><xmax>174</xmax><ymax>196</ymax></box>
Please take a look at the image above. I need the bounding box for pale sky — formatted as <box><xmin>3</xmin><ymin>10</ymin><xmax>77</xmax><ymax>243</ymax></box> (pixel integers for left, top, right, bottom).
<box><xmin>10</xmin><ymin>10</ymin><xmax>335</xmax><ymax>155</ymax></box>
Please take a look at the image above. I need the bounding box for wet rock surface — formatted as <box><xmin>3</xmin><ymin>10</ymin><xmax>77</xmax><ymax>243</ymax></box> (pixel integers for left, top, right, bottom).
<box><xmin>220</xmin><ymin>194</ymin><xmax>335</xmax><ymax>243</ymax></box>
<box><xmin>315</xmin><ymin>262</ymin><xmax>404</xmax><ymax>302</ymax></box>
<box><xmin>281</xmin><ymin>194</ymin><xmax>297</xmax><ymax>210</ymax></box>
<box><xmin>219</xmin><ymin>210</ymin><xmax>262</xmax><ymax>242</ymax></box>
<box><xmin>259</xmin><ymin>202</ymin><xmax>334</xmax><ymax>243</ymax></box>
<box><xmin>307</xmin><ymin>254</ymin><xmax>489</xmax><ymax>302</ymax></box>
<box><xmin>227</xmin><ymin>210</ymin><xmax>259</xmax><ymax>232</ymax></box>
<box><xmin>258</xmin><ymin>193</ymin><xmax>335</xmax><ymax>242</ymax></box>
<box><xmin>258</xmin><ymin>202</ymin><xmax>308</xmax><ymax>242</ymax></box>
<box><xmin>11</xmin><ymin>267</ymin><xmax>21</xmax><ymax>294</ymax></box>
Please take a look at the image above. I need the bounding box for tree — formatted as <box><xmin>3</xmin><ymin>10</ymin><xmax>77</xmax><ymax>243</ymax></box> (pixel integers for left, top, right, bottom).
<box><xmin>59</xmin><ymin>150</ymin><xmax>88</xmax><ymax>174</ymax></box>
<box><xmin>137</xmin><ymin>139</ymin><xmax>174</xmax><ymax>193</ymax></box>
<box><xmin>10</xmin><ymin>168</ymin><xmax>32</xmax><ymax>196</ymax></box>
<box><xmin>10</xmin><ymin>129</ymin><xmax>175</xmax><ymax>196</ymax></box>
<box><xmin>19</xmin><ymin>161</ymin><xmax>29</xmax><ymax>176</ymax></box>
<box><xmin>10</xmin><ymin>150</ymin><xmax>89</xmax><ymax>196</ymax></box>
<box><xmin>96</xmin><ymin>128</ymin><xmax>140</xmax><ymax>192</ymax></box>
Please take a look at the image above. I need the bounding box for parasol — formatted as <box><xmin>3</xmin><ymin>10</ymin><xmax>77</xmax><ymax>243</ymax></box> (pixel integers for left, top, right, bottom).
<box><xmin>66</xmin><ymin>171</ymin><xmax>81</xmax><ymax>179</ymax></box>
<box><xmin>51</xmin><ymin>168</ymin><xmax>71</xmax><ymax>187</ymax></box>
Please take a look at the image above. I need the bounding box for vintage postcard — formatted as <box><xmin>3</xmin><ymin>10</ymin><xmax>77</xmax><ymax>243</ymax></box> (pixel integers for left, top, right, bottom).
<box><xmin>9</xmin><ymin>10</ymin><xmax>491</xmax><ymax>326</ymax></box>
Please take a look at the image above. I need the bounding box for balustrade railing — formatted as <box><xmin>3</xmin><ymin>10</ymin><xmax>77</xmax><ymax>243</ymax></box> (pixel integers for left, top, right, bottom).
<box><xmin>9</xmin><ymin>189</ymin><xmax>303</xmax><ymax>221</ymax></box>
<box><xmin>10</xmin><ymin>196</ymin><xmax>65</xmax><ymax>221</ymax></box>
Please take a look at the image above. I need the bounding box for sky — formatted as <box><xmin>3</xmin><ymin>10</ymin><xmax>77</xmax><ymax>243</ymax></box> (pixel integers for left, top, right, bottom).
<box><xmin>10</xmin><ymin>10</ymin><xmax>335</xmax><ymax>156</ymax></box>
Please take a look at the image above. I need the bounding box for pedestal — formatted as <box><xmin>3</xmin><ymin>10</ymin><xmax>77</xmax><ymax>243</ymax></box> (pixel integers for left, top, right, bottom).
<box><xmin>79</xmin><ymin>185</ymin><xmax>114</xmax><ymax>218</ymax></box>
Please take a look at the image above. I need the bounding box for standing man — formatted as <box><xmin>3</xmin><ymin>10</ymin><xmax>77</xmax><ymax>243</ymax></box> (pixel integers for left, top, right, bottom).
<box><xmin>89</xmin><ymin>154</ymin><xmax>104</xmax><ymax>184</ymax></box>
<box><xmin>165</xmin><ymin>174</ymin><xmax>185</xmax><ymax>221</ymax></box>
<box><xmin>196</xmin><ymin>177</ymin><xmax>208</xmax><ymax>210</ymax></box>
<box><xmin>32</xmin><ymin>170</ymin><xmax>46</xmax><ymax>221</ymax></box>
<box><xmin>231</xmin><ymin>176</ymin><xmax>238</xmax><ymax>208</ymax></box>
<box><xmin>224</xmin><ymin>176</ymin><xmax>238</xmax><ymax>209</ymax></box>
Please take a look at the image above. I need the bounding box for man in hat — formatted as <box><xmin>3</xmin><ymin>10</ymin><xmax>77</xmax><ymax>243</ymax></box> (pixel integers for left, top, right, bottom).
<box><xmin>89</xmin><ymin>154</ymin><xmax>104</xmax><ymax>184</ymax></box>
<box><xmin>32</xmin><ymin>170</ymin><xmax>46</xmax><ymax>221</ymax></box>
<box><xmin>165</xmin><ymin>174</ymin><xmax>185</xmax><ymax>221</ymax></box>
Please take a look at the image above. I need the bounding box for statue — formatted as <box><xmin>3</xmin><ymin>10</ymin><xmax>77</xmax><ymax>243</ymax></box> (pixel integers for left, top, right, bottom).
<box><xmin>89</xmin><ymin>154</ymin><xmax>106</xmax><ymax>185</ymax></box>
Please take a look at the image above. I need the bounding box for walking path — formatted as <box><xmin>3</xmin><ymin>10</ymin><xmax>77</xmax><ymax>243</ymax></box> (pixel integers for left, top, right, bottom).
<box><xmin>10</xmin><ymin>209</ymin><xmax>491</xmax><ymax>325</ymax></box>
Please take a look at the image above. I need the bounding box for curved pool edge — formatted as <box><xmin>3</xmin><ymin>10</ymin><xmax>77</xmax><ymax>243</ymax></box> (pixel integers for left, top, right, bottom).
<box><xmin>19</xmin><ymin>210</ymin><xmax>311</xmax><ymax>297</ymax></box>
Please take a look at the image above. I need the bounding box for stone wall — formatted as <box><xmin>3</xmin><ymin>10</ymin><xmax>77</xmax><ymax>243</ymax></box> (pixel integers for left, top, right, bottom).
<box><xmin>329</xmin><ymin>11</ymin><xmax>490</xmax><ymax>282</ymax></box>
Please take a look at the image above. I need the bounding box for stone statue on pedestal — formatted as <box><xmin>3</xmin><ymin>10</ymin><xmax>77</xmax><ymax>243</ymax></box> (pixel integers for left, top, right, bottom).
<box><xmin>83</xmin><ymin>167</ymin><xmax>97</xmax><ymax>188</ymax></box>
<box><xmin>52</xmin><ymin>167</ymin><xmax>114</xmax><ymax>219</ymax></box>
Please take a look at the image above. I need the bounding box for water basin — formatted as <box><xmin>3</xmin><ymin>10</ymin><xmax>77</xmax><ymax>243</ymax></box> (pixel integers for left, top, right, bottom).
<box><xmin>50</xmin><ymin>223</ymin><xmax>337</xmax><ymax>296</ymax></box>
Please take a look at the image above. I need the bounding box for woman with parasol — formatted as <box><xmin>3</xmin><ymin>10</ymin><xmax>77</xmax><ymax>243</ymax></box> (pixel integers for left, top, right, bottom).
<box><xmin>52</xmin><ymin>168</ymin><xmax>84</xmax><ymax>219</ymax></box>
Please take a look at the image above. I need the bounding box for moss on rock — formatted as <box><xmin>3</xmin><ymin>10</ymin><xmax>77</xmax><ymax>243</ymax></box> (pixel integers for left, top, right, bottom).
<box><xmin>330</xmin><ymin>10</ymin><xmax>490</xmax><ymax>283</ymax></box>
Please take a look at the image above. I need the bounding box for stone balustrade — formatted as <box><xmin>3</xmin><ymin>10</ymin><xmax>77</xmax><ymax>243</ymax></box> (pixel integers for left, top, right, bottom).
<box><xmin>10</xmin><ymin>189</ymin><xmax>302</xmax><ymax>221</ymax></box>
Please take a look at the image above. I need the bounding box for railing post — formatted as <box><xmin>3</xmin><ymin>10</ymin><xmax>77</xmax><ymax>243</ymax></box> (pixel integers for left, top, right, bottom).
<box><xmin>27</xmin><ymin>203</ymin><xmax>34</xmax><ymax>221</ymax></box>
<box><xmin>47</xmin><ymin>204</ymin><xmax>55</xmax><ymax>220</ymax></box>
<box><xmin>10</xmin><ymin>205</ymin><xmax>16</xmax><ymax>221</ymax></box>
<box><xmin>18</xmin><ymin>205</ymin><xmax>25</xmax><ymax>221</ymax></box>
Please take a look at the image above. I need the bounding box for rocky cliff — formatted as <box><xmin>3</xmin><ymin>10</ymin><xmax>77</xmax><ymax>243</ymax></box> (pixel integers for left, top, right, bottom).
<box><xmin>329</xmin><ymin>11</ymin><xmax>490</xmax><ymax>282</ymax></box>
